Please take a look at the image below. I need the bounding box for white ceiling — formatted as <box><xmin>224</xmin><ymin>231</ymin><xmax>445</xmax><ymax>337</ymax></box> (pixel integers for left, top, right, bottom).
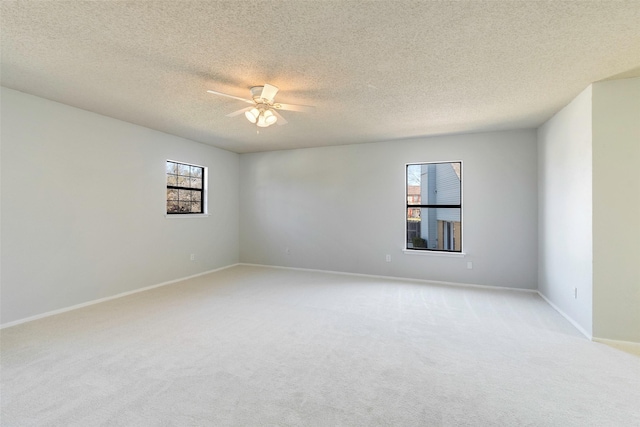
<box><xmin>2</xmin><ymin>1</ymin><xmax>639</xmax><ymax>153</ymax></box>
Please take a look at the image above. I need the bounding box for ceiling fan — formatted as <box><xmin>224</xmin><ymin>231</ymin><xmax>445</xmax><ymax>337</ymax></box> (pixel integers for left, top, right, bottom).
<box><xmin>206</xmin><ymin>84</ymin><xmax>315</xmax><ymax>128</ymax></box>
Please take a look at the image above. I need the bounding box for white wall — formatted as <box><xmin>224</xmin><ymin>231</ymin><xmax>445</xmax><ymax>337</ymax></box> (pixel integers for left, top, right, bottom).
<box><xmin>537</xmin><ymin>86</ymin><xmax>593</xmax><ymax>337</ymax></box>
<box><xmin>592</xmin><ymin>77</ymin><xmax>640</xmax><ymax>342</ymax></box>
<box><xmin>0</xmin><ymin>88</ymin><xmax>239</xmax><ymax>325</ymax></box>
<box><xmin>239</xmin><ymin>130</ymin><xmax>538</xmax><ymax>289</ymax></box>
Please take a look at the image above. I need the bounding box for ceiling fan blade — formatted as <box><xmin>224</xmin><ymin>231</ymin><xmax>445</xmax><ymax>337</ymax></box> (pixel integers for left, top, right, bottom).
<box><xmin>273</xmin><ymin>102</ymin><xmax>316</xmax><ymax>113</ymax></box>
<box><xmin>206</xmin><ymin>90</ymin><xmax>254</xmax><ymax>105</ymax></box>
<box><xmin>226</xmin><ymin>106</ymin><xmax>254</xmax><ymax>117</ymax></box>
<box><xmin>260</xmin><ymin>84</ymin><xmax>279</xmax><ymax>102</ymax></box>
<box><xmin>272</xmin><ymin>110</ymin><xmax>288</xmax><ymax>126</ymax></box>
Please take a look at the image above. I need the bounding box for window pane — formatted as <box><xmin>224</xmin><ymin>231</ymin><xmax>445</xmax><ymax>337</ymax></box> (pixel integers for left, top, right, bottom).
<box><xmin>167</xmin><ymin>189</ymin><xmax>178</xmax><ymax>200</ymax></box>
<box><xmin>406</xmin><ymin>162</ymin><xmax>461</xmax><ymax>206</ymax></box>
<box><xmin>191</xmin><ymin>202</ymin><xmax>202</xmax><ymax>213</ymax></box>
<box><xmin>167</xmin><ymin>201</ymin><xmax>179</xmax><ymax>213</ymax></box>
<box><xmin>190</xmin><ymin>177</ymin><xmax>202</xmax><ymax>189</ymax></box>
<box><xmin>406</xmin><ymin>208</ymin><xmax>461</xmax><ymax>251</ymax></box>
<box><xmin>166</xmin><ymin>162</ymin><xmax>177</xmax><ymax>174</ymax></box>
<box><xmin>191</xmin><ymin>191</ymin><xmax>201</xmax><ymax>203</ymax></box>
<box><xmin>178</xmin><ymin>163</ymin><xmax>191</xmax><ymax>176</ymax></box>
<box><xmin>167</xmin><ymin>175</ymin><xmax>177</xmax><ymax>186</ymax></box>
<box><xmin>178</xmin><ymin>189</ymin><xmax>191</xmax><ymax>202</ymax></box>
<box><xmin>177</xmin><ymin>176</ymin><xmax>189</xmax><ymax>187</ymax></box>
<box><xmin>178</xmin><ymin>201</ymin><xmax>191</xmax><ymax>213</ymax></box>
<box><xmin>191</xmin><ymin>166</ymin><xmax>202</xmax><ymax>178</ymax></box>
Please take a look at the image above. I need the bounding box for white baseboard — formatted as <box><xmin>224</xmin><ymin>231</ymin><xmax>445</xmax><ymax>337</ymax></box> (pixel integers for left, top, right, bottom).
<box><xmin>537</xmin><ymin>291</ymin><xmax>592</xmax><ymax>340</ymax></box>
<box><xmin>593</xmin><ymin>337</ymin><xmax>640</xmax><ymax>356</ymax></box>
<box><xmin>0</xmin><ymin>263</ymin><xmax>239</xmax><ymax>330</ymax></box>
<box><xmin>239</xmin><ymin>263</ymin><xmax>538</xmax><ymax>294</ymax></box>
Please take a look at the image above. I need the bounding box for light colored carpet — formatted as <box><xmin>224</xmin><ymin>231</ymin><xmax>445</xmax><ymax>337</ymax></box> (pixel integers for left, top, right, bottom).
<box><xmin>1</xmin><ymin>265</ymin><xmax>639</xmax><ymax>426</ymax></box>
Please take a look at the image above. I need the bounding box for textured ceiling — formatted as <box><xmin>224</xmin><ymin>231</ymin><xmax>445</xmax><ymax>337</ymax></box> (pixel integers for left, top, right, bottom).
<box><xmin>2</xmin><ymin>1</ymin><xmax>640</xmax><ymax>153</ymax></box>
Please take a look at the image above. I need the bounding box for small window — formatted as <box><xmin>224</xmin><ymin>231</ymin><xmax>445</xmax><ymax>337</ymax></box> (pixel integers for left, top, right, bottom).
<box><xmin>166</xmin><ymin>160</ymin><xmax>206</xmax><ymax>214</ymax></box>
<box><xmin>406</xmin><ymin>161</ymin><xmax>462</xmax><ymax>252</ymax></box>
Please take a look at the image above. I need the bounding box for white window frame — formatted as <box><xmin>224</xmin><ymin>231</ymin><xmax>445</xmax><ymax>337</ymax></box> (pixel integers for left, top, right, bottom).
<box><xmin>403</xmin><ymin>161</ymin><xmax>464</xmax><ymax>256</ymax></box>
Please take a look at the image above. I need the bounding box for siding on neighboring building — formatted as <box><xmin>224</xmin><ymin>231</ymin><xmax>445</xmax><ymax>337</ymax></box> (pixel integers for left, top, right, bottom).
<box><xmin>419</xmin><ymin>162</ymin><xmax>461</xmax><ymax>249</ymax></box>
<box><xmin>434</xmin><ymin>162</ymin><xmax>461</xmax><ymax>222</ymax></box>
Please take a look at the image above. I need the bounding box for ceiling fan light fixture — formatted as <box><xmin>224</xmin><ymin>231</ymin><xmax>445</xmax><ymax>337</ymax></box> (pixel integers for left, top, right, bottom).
<box><xmin>256</xmin><ymin>112</ymin><xmax>269</xmax><ymax>127</ymax></box>
<box><xmin>245</xmin><ymin>107</ymin><xmax>259</xmax><ymax>123</ymax></box>
<box><xmin>263</xmin><ymin>109</ymin><xmax>277</xmax><ymax>125</ymax></box>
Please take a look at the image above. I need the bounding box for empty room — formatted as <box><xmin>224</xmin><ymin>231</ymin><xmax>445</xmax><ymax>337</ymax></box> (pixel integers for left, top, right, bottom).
<box><xmin>1</xmin><ymin>1</ymin><xmax>639</xmax><ymax>426</ymax></box>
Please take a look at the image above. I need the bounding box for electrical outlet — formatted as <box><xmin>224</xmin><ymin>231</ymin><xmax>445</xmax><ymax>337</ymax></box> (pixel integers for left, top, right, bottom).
<box><xmin>467</xmin><ymin>261</ymin><xmax>473</xmax><ymax>269</ymax></box>
<box><xmin>385</xmin><ymin>254</ymin><xmax>391</xmax><ymax>262</ymax></box>
<box><xmin>574</xmin><ymin>287</ymin><xmax>578</xmax><ymax>299</ymax></box>
<box><xmin>190</xmin><ymin>254</ymin><xmax>195</xmax><ymax>261</ymax></box>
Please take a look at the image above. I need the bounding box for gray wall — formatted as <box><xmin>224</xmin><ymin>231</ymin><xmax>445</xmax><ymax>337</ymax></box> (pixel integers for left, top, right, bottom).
<box><xmin>537</xmin><ymin>85</ymin><xmax>593</xmax><ymax>337</ymax></box>
<box><xmin>1</xmin><ymin>88</ymin><xmax>240</xmax><ymax>325</ymax></box>
<box><xmin>239</xmin><ymin>130</ymin><xmax>538</xmax><ymax>289</ymax></box>
<box><xmin>592</xmin><ymin>77</ymin><xmax>640</xmax><ymax>342</ymax></box>
<box><xmin>537</xmin><ymin>77</ymin><xmax>640</xmax><ymax>344</ymax></box>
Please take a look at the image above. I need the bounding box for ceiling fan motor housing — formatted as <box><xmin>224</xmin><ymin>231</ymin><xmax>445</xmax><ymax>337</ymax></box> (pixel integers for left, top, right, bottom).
<box><xmin>250</xmin><ymin>86</ymin><xmax>268</xmax><ymax>103</ymax></box>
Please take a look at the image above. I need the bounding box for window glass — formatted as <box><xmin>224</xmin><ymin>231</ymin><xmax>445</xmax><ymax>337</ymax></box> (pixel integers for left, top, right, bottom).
<box><xmin>166</xmin><ymin>161</ymin><xmax>205</xmax><ymax>215</ymax></box>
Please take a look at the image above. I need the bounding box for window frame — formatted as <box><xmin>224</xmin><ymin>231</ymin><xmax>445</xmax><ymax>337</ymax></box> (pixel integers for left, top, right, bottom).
<box><xmin>165</xmin><ymin>160</ymin><xmax>208</xmax><ymax>216</ymax></box>
<box><xmin>405</xmin><ymin>161</ymin><xmax>463</xmax><ymax>253</ymax></box>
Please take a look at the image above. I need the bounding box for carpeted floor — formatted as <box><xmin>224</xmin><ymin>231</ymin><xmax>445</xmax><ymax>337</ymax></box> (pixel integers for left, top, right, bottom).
<box><xmin>1</xmin><ymin>265</ymin><xmax>639</xmax><ymax>426</ymax></box>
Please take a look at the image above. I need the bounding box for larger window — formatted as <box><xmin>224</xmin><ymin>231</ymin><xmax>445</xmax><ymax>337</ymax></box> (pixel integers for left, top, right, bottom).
<box><xmin>166</xmin><ymin>160</ymin><xmax>206</xmax><ymax>214</ymax></box>
<box><xmin>406</xmin><ymin>161</ymin><xmax>462</xmax><ymax>252</ymax></box>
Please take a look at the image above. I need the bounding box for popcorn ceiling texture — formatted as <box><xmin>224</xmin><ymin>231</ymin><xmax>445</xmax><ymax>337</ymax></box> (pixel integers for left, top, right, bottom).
<box><xmin>1</xmin><ymin>1</ymin><xmax>639</xmax><ymax>153</ymax></box>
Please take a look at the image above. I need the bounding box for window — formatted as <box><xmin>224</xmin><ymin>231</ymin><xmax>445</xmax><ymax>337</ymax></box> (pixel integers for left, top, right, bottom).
<box><xmin>406</xmin><ymin>161</ymin><xmax>462</xmax><ymax>252</ymax></box>
<box><xmin>166</xmin><ymin>160</ymin><xmax>206</xmax><ymax>214</ymax></box>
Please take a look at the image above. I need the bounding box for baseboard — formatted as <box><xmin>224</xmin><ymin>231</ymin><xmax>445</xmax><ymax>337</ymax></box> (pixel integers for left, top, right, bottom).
<box><xmin>0</xmin><ymin>263</ymin><xmax>240</xmax><ymax>330</ymax></box>
<box><xmin>239</xmin><ymin>263</ymin><xmax>538</xmax><ymax>294</ymax></box>
<box><xmin>537</xmin><ymin>291</ymin><xmax>592</xmax><ymax>340</ymax></box>
<box><xmin>592</xmin><ymin>337</ymin><xmax>640</xmax><ymax>357</ymax></box>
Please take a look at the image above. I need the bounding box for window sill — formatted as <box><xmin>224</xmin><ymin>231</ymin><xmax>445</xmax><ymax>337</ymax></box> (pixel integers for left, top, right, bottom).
<box><xmin>165</xmin><ymin>214</ymin><xmax>210</xmax><ymax>219</ymax></box>
<box><xmin>403</xmin><ymin>249</ymin><xmax>466</xmax><ymax>257</ymax></box>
